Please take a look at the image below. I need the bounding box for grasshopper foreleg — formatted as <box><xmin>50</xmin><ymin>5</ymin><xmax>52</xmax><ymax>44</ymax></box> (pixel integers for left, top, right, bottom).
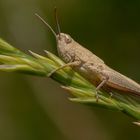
<box><xmin>47</xmin><ymin>61</ymin><xmax>81</xmax><ymax>77</ymax></box>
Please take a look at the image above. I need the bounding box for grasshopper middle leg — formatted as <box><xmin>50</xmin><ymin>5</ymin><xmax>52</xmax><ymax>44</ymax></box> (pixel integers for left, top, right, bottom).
<box><xmin>95</xmin><ymin>75</ymin><xmax>109</xmax><ymax>101</ymax></box>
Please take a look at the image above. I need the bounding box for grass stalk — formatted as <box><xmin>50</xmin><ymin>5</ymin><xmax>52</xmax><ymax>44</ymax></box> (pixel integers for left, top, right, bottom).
<box><xmin>0</xmin><ymin>38</ymin><xmax>140</xmax><ymax>124</ymax></box>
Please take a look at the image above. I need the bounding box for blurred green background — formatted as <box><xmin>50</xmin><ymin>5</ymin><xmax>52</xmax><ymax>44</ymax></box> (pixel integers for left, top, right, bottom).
<box><xmin>0</xmin><ymin>0</ymin><xmax>140</xmax><ymax>140</ymax></box>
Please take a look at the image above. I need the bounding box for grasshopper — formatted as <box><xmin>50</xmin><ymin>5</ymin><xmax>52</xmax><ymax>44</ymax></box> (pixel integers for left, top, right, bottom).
<box><xmin>35</xmin><ymin>11</ymin><xmax>140</xmax><ymax>99</ymax></box>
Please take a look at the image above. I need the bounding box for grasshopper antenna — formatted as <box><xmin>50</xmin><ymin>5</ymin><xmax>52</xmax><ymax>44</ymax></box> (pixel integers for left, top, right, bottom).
<box><xmin>54</xmin><ymin>7</ymin><xmax>61</xmax><ymax>39</ymax></box>
<box><xmin>35</xmin><ymin>13</ymin><xmax>57</xmax><ymax>40</ymax></box>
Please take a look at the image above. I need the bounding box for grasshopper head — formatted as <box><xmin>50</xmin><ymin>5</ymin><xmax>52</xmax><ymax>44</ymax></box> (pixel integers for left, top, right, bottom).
<box><xmin>56</xmin><ymin>33</ymin><xmax>75</xmax><ymax>63</ymax></box>
<box><xmin>35</xmin><ymin>13</ymin><xmax>74</xmax><ymax>62</ymax></box>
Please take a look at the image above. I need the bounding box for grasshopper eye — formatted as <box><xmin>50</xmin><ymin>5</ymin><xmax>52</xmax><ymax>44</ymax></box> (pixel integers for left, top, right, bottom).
<box><xmin>66</xmin><ymin>38</ymin><xmax>72</xmax><ymax>44</ymax></box>
<box><xmin>65</xmin><ymin>36</ymin><xmax>72</xmax><ymax>44</ymax></box>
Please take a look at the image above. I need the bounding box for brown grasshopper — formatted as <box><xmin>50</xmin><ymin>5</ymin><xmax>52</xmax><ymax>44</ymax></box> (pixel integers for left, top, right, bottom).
<box><xmin>35</xmin><ymin>11</ymin><xmax>140</xmax><ymax>99</ymax></box>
